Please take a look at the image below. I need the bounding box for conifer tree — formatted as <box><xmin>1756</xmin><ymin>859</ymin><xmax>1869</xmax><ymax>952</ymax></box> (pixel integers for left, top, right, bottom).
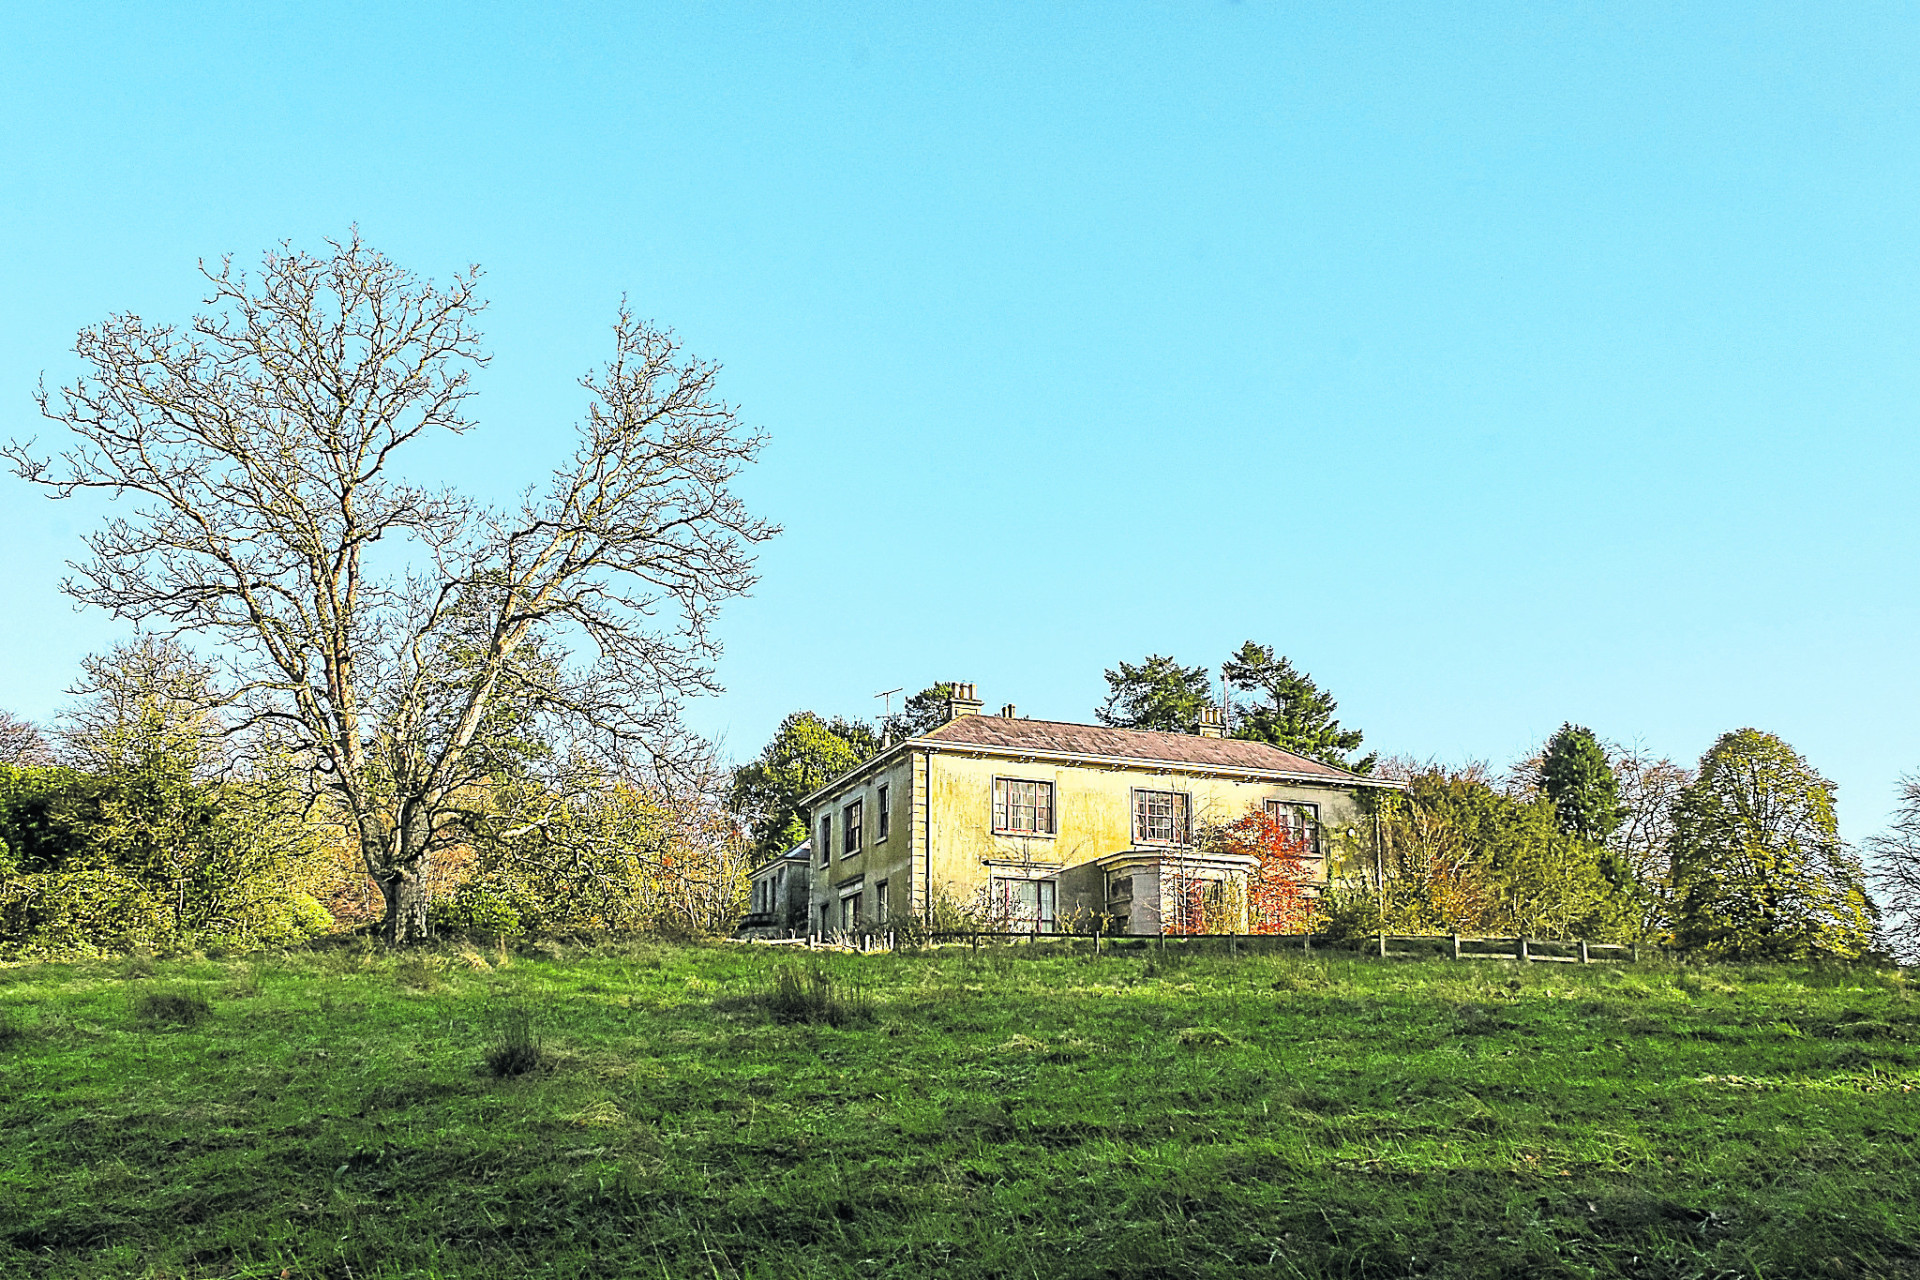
<box><xmin>1223</xmin><ymin>641</ymin><xmax>1372</xmax><ymax>772</ymax></box>
<box><xmin>1095</xmin><ymin>656</ymin><xmax>1215</xmax><ymax>733</ymax></box>
<box><xmin>1538</xmin><ymin>723</ymin><xmax>1623</xmax><ymax>842</ymax></box>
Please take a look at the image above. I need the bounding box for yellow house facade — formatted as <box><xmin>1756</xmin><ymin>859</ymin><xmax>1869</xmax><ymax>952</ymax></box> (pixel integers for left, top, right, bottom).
<box><xmin>801</xmin><ymin>684</ymin><xmax>1398</xmax><ymax>935</ymax></box>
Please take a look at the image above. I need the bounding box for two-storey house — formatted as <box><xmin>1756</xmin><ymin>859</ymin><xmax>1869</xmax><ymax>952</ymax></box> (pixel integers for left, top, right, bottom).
<box><xmin>802</xmin><ymin>683</ymin><xmax>1396</xmax><ymax>935</ymax></box>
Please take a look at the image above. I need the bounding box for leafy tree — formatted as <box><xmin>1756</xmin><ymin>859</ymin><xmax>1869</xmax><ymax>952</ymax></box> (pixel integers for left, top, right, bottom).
<box><xmin>0</xmin><ymin>639</ymin><xmax>333</xmax><ymax>955</ymax></box>
<box><xmin>446</xmin><ymin>755</ymin><xmax>748</xmax><ymax>939</ymax></box>
<box><xmin>1223</xmin><ymin>642</ymin><xmax>1373</xmax><ymax>772</ymax></box>
<box><xmin>728</xmin><ymin>713</ymin><xmax>880</xmax><ymax>865</ymax></box>
<box><xmin>1095</xmin><ymin>655</ymin><xmax>1214</xmax><ymax>733</ymax></box>
<box><xmin>1538</xmin><ymin>723</ymin><xmax>1623</xmax><ymax>842</ymax></box>
<box><xmin>882</xmin><ymin>683</ymin><xmax>956</xmax><ymax>741</ymax></box>
<box><xmin>7</xmin><ymin>233</ymin><xmax>772</xmax><ymax>944</ymax></box>
<box><xmin>1669</xmin><ymin>729</ymin><xmax>1875</xmax><ymax>958</ymax></box>
<box><xmin>1864</xmin><ymin>773</ymin><xmax>1920</xmax><ymax>964</ymax></box>
<box><xmin>1368</xmin><ymin>761</ymin><xmax>1638</xmax><ymax>940</ymax></box>
<box><xmin>1202</xmin><ymin>804</ymin><xmax>1316</xmax><ymax>933</ymax></box>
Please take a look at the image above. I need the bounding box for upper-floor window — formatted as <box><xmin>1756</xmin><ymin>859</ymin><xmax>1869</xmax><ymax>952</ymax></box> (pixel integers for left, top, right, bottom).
<box><xmin>842</xmin><ymin>799</ymin><xmax>863</xmax><ymax>857</ymax></box>
<box><xmin>1265</xmin><ymin>799</ymin><xmax>1321</xmax><ymax>856</ymax></box>
<box><xmin>817</xmin><ymin>816</ymin><xmax>831</xmax><ymax>865</ymax></box>
<box><xmin>1133</xmin><ymin>789</ymin><xmax>1190</xmax><ymax>845</ymax></box>
<box><xmin>877</xmin><ymin>784</ymin><xmax>890</xmax><ymax>840</ymax></box>
<box><xmin>993</xmin><ymin>777</ymin><xmax>1055</xmax><ymax>835</ymax></box>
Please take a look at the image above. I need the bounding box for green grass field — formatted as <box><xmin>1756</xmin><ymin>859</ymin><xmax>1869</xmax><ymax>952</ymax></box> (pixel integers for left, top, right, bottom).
<box><xmin>1</xmin><ymin>939</ymin><xmax>1916</xmax><ymax>1279</ymax></box>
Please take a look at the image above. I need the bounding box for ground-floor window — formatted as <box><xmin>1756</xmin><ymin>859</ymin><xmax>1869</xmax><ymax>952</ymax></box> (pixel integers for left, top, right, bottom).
<box><xmin>874</xmin><ymin>880</ymin><xmax>889</xmax><ymax>924</ymax></box>
<box><xmin>839</xmin><ymin>892</ymin><xmax>863</xmax><ymax>932</ymax></box>
<box><xmin>993</xmin><ymin>877</ymin><xmax>1057</xmax><ymax>931</ymax></box>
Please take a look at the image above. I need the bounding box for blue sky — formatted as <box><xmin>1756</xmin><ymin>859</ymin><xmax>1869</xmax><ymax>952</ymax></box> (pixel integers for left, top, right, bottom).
<box><xmin>3</xmin><ymin>3</ymin><xmax>1917</xmax><ymax>836</ymax></box>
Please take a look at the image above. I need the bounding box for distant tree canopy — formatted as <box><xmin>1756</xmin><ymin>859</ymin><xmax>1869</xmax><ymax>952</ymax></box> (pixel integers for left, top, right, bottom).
<box><xmin>1668</xmin><ymin>729</ymin><xmax>1875</xmax><ymax>959</ymax></box>
<box><xmin>1538</xmin><ymin>723</ymin><xmax>1623</xmax><ymax>843</ymax></box>
<box><xmin>728</xmin><ymin>712</ymin><xmax>881</xmax><ymax>865</ymax></box>
<box><xmin>0</xmin><ymin>711</ymin><xmax>52</xmax><ymax>767</ymax></box>
<box><xmin>1095</xmin><ymin>656</ymin><xmax>1215</xmax><ymax>733</ymax></box>
<box><xmin>1224</xmin><ymin>641</ymin><xmax>1372</xmax><ymax>772</ymax></box>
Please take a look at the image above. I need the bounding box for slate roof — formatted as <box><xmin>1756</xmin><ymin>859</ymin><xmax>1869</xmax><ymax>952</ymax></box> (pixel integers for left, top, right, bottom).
<box><xmin>917</xmin><ymin>715</ymin><xmax>1381</xmax><ymax>786</ymax></box>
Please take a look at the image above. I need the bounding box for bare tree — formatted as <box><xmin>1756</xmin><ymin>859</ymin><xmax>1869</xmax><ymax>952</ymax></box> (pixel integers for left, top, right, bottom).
<box><xmin>1608</xmin><ymin>743</ymin><xmax>1692</xmax><ymax>887</ymax></box>
<box><xmin>1863</xmin><ymin>774</ymin><xmax>1920</xmax><ymax>964</ymax></box>
<box><xmin>6</xmin><ymin>233</ymin><xmax>775</xmax><ymax>944</ymax></box>
<box><xmin>0</xmin><ymin>709</ymin><xmax>53</xmax><ymax>766</ymax></box>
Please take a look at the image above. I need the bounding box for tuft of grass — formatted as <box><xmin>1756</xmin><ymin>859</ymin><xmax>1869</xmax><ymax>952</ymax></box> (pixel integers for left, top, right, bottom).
<box><xmin>393</xmin><ymin>953</ymin><xmax>439</xmax><ymax>992</ymax></box>
<box><xmin>484</xmin><ymin>1004</ymin><xmax>542</xmax><ymax>1077</ymax></box>
<box><xmin>754</xmin><ymin>965</ymin><xmax>874</xmax><ymax>1026</ymax></box>
<box><xmin>0</xmin><ymin>1006</ymin><xmax>25</xmax><ymax>1049</ymax></box>
<box><xmin>131</xmin><ymin>988</ymin><xmax>211</xmax><ymax>1028</ymax></box>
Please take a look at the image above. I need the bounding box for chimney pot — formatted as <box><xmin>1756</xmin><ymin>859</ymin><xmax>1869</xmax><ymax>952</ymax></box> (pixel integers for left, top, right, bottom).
<box><xmin>999</xmin><ymin>703</ymin><xmax>1017</xmax><ymax>718</ymax></box>
<box><xmin>944</xmin><ymin>681</ymin><xmax>984</xmax><ymax>721</ymax></box>
<box><xmin>1197</xmin><ymin>705</ymin><xmax>1225</xmax><ymax>738</ymax></box>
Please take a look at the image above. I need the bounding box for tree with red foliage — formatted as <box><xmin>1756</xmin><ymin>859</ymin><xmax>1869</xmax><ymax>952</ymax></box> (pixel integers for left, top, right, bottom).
<box><xmin>1209</xmin><ymin>806</ymin><xmax>1317</xmax><ymax>933</ymax></box>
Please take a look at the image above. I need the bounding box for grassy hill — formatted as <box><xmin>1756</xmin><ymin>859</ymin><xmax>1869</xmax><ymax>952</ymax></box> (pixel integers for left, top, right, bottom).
<box><xmin>1</xmin><ymin>939</ymin><xmax>1915</xmax><ymax>1279</ymax></box>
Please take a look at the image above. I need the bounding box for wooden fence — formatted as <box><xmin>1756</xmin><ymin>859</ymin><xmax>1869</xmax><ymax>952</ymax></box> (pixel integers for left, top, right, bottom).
<box><xmin>759</xmin><ymin>929</ymin><xmax>1642</xmax><ymax>963</ymax></box>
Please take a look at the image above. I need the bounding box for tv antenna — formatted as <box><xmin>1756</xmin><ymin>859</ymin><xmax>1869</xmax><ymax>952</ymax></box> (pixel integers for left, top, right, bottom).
<box><xmin>873</xmin><ymin>687</ymin><xmax>904</xmax><ymax>720</ymax></box>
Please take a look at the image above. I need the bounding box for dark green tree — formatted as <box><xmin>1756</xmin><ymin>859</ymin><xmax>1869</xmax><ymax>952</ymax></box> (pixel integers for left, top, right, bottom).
<box><xmin>883</xmin><ymin>683</ymin><xmax>956</xmax><ymax>741</ymax></box>
<box><xmin>1669</xmin><ymin>728</ymin><xmax>1875</xmax><ymax>958</ymax></box>
<box><xmin>728</xmin><ymin>713</ymin><xmax>881</xmax><ymax>864</ymax></box>
<box><xmin>1095</xmin><ymin>656</ymin><xmax>1215</xmax><ymax>733</ymax></box>
<box><xmin>1538</xmin><ymin>723</ymin><xmax>1623</xmax><ymax>842</ymax></box>
<box><xmin>1223</xmin><ymin>642</ymin><xmax>1372</xmax><ymax>772</ymax></box>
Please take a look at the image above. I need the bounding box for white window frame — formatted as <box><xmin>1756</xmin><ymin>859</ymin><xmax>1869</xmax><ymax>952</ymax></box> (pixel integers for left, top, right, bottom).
<box><xmin>1132</xmin><ymin>788</ymin><xmax>1191</xmax><ymax>846</ymax></box>
<box><xmin>841</xmin><ymin>799</ymin><xmax>862</xmax><ymax>858</ymax></box>
<box><xmin>992</xmin><ymin>876</ymin><xmax>1057</xmax><ymax>932</ymax></box>
<box><xmin>992</xmin><ymin>776</ymin><xmax>1056</xmax><ymax>836</ymax></box>
<box><xmin>876</xmin><ymin>784</ymin><xmax>890</xmax><ymax>840</ymax></box>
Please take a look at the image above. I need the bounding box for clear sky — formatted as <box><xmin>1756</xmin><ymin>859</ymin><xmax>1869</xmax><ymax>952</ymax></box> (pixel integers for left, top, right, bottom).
<box><xmin>3</xmin><ymin>3</ymin><xmax>1917</xmax><ymax>836</ymax></box>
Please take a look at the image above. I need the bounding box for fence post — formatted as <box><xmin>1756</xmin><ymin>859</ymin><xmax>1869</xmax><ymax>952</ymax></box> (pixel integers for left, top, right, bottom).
<box><xmin>1378</xmin><ymin>931</ymin><xmax>1388</xmax><ymax>959</ymax></box>
<box><xmin>1518</xmin><ymin>937</ymin><xmax>1531</xmax><ymax>963</ymax></box>
<box><xmin>1579</xmin><ymin>939</ymin><xmax>1590</xmax><ymax>965</ymax></box>
<box><xmin>1451</xmin><ymin>933</ymin><xmax>1461</xmax><ymax>960</ymax></box>
<box><xmin>1631</xmin><ymin>942</ymin><xmax>1640</xmax><ymax>964</ymax></box>
<box><xmin>1304</xmin><ymin>932</ymin><xmax>1311</xmax><ymax>958</ymax></box>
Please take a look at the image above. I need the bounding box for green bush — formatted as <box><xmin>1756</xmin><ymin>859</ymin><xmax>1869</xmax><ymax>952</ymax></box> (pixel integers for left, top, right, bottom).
<box><xmin>433</xmin><ymin>881</ymin><xmax>527</xmax><ymax>941</ymax></box>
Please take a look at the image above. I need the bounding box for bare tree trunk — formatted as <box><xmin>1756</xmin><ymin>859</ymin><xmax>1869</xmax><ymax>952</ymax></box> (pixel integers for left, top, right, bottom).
<box><xmin>378</xmin><ymin>868</ymin><xmax>430</xmax><ymax>946</ymax></box>
<box><xmin>370</xmin><ymin>802</ymin><xmax>435</xmax><ymax>945</ymax></box>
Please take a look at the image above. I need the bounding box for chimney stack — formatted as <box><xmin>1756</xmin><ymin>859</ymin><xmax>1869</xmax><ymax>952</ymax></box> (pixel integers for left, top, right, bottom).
<box><xmin>998</xmin><ymin>703</ymin><xmax>1017</xmax><ymax>718</ymax></box>
<box><xmin>945</xmin><ymin>682</ymin><xmax>983</xmax><ymax>721</ymax></box>
<box><xmin>1197</xmin><ymin>705</ymin><xmax>1225</xmax><ymax>738</ymax></box>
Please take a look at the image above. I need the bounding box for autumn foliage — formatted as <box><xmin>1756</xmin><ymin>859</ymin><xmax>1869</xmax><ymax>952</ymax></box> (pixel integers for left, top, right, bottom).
<box><xmin>1163</xmin><ymin>806</ymin><xmax>1318</xmax><ymax>935</ymax></box>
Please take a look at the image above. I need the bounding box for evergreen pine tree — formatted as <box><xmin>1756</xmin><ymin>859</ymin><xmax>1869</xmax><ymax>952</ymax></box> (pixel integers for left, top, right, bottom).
<box><xmin>1223</xmin><ymin>641</ymin><xmax>1372</xmax><ymax>772</ymax></box>
<box><xmin>1537</xmin><ymin>723</ymin><xmax>1623</xmax><ymax>842</ymax></box>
